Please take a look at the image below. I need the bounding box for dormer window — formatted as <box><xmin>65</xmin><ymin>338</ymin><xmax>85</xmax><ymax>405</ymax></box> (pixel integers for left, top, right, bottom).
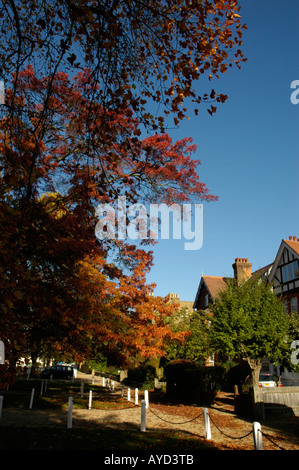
<box><xmin>290</xmin><ymin>297</ymin><xmax>298</xmax><ymax>312</ymax></box>
<box><xmin>281</xmin><ymin>260</ymin><xmax>299</xmax><ymax>283</ymax></box>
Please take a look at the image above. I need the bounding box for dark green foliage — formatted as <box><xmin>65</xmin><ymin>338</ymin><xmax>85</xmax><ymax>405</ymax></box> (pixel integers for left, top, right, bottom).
<box><xmin>164</xmin><ymin>360</ymin><xmax>225</xmax><ymax>405</ymax></box>
<box><xmin>124</xmin><ymin>364</ymin><xmax>157</xmax><ymax>390</ymax></box>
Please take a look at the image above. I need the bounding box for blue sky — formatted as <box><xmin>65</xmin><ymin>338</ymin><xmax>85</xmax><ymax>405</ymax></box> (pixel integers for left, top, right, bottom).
<box><xmin>144</xmin><ymin>0</ymin><xmax>299</xmax><ymax>302</ymax></box>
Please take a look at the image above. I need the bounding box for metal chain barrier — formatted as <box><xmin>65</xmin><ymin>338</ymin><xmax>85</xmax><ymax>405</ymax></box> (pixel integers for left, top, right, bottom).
<box><xmin>96</xmin><ymin>375</ymin><xmax>289</xmax><ymax>449</ymax></box>
<box><xmin>208</xmin><ymin>413</ymin><xmax>253</xmax><ymax>440</ymax></box>
<box><xmin>209</xmin><ymin>411</ymin><xmax>287</xmax><ymax>450</ymax></box>
<box><xmin>148</xmin><ymin>406</ymin><xmax>203</xmax><ymax>425</ymax></box>
<box><xmin>96</xmin><ymin>404</ymin><xmax>138</xmax><ymax>411</ymax></box>
<box><xmin>261</xmin><ymin>431</ymin><xmax>286</xmax><ymax>450</ymax></box>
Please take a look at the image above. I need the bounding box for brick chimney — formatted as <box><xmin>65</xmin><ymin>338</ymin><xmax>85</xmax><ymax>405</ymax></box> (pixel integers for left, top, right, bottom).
<box><xmin>289</xmin><ymin>235</ymin><xmax>299</xmax><ymax>242</ymax></box>
<box><xmin>232</xmin><ymin>258</ymin><xmax>252</xmax><ymax>285</ymax></box>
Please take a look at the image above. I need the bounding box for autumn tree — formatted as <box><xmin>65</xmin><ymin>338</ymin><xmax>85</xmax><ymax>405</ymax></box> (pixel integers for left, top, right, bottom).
<box><xmin>0</xmin><ymin>1</ymin><xmax>247</xmax><ymax>371</ymax></box>
<box><xmin>209</xmin><ymin>278</ymin><xmax>295</xmax><ymax>388</ymax></box>
<box><xmin>0</xmin><ymin>67</ymin><xmax>213</xmax><ymax>369</ymax></box>
<box><xmin>0</xmin><ymin>0</ymin><xmax>247</xmax><ymax>130</ymax></box>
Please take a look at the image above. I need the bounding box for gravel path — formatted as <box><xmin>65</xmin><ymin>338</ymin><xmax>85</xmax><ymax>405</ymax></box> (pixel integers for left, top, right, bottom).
<box><xmin>1</xmin><ymin>371</ymin><xmax>299</xmax><ymax>450</ymax></box>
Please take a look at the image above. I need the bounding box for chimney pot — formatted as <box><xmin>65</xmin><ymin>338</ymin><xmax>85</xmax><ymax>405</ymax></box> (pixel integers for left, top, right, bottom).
<box><xmin>232</xmin><ymin>257</ymin><xmax>252</xmax><ymax>285</ymax></box>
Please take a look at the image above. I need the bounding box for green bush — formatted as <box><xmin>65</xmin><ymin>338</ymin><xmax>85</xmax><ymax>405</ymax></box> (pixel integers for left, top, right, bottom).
<box><xmin>164</xmin><ymin>360</ymin><xmax>225</xmax><ymax>405</ymax></box>
<box><xmin>124</xmin><ymin>364</ymin><xmax>157</xmax><ymax>390</ymax></box>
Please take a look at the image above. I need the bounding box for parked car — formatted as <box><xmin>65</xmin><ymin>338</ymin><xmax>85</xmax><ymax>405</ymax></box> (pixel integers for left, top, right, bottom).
<box><xmin>259</xmin><ymin>373</ymin><xmax>282</xmax><ymax>388</ymax></box>
<box><xmin>40</xmin><ymin>365</ymin><xmax>74</xmax><ymax>379</ymax></box>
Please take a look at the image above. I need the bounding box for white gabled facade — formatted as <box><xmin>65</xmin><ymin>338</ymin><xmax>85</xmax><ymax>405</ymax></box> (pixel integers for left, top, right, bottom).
<box><xmin>269</xmin><ymin>236</ymin><xmax>299</xmax><ymax>314</ymax></box>
<box><xmin>269</xmin><ymin>236</ymin><xmax>299</xmax><ymax>385</ymax></box>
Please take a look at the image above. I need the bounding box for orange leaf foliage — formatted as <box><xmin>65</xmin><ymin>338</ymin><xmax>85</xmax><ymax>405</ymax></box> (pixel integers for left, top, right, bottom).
<box><xmin>0</xmin><ymin>0</ymin><xmax>246</xmax><ymax>371</ymax></box>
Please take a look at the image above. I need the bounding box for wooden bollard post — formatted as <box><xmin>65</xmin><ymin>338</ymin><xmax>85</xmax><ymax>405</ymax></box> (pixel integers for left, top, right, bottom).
<box><xmin>203</xmin><ymin>408</ymin><xmax>211</xmax><ymax>440</ymax></box>
<box><xmin>67</xmin><ymin>397</ymin><xmax>73</xmax><ymax>428</ymax></box>
<box><xmin>140</xmin><ymin>399</ymin><xmax>146</xmax><ymax>432</ymax></box>
<box><xmin>29</xmin><ymin>388</ymin><xmax>35</xmax><ymax>409</ymax></box>
<box><xmin>253</xmin><ymin>422</ymin><xmax>263</xmax><ymax>450</ymax></box>
<box><xmin>121</xmin><ymin>385</ymin><xmax>124</xmax><ymax>397</ymax></box>
<box><xmin>80</xmin><ymin>380</ymin><xmax>84</xmax><ymax>397</ymax></box>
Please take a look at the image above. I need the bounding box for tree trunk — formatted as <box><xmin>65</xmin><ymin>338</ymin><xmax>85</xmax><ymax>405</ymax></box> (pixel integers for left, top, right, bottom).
<box><xmin>246</xmin><ymin>358</ymin><xmax>263</xmax><ymax>418</ymax></box>
<box><xmin>247</xmin><ymin>358</ymin><xmax>262</xmax><ymax>388</ymax></box>
<box><xmin>31</xmin><ymin>353</ymin><xmax>39</xmax><ymax>375</ymax></box>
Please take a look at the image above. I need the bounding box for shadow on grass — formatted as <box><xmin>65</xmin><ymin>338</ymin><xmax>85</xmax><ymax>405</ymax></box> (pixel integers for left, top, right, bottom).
<box><xmin>0</xmin><ymin>426</ymin><xmax>217</xmax><ymax>451</ymax></box>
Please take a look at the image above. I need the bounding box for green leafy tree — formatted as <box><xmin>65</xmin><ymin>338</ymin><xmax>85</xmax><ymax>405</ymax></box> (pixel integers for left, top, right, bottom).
<box><xmin>279</xmin><ymin>311</ymin><xmax>299</xmax><ymax>375</ymax></box>
<box><xmin>164</xmin><ymin>308</ymin><xmax>210</xmax><ymax>364</ymax></box>
<box><xmin>163</xmin><ymin>307</ymin><xmax>192</xmax><ymax>361</ymax></box>
<box><xmin>209</xmin><ymin>277</ymin><xmax>296</xmax><ymax>388</ymax></box>
<box><xmin>185</xmin><ymin>311</ymin><xmax>212</xmax><ymax>363</ymax></box>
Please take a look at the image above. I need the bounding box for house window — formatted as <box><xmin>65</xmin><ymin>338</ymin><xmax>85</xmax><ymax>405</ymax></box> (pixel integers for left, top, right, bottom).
<box><xmin>290</xmin><ymin>297</ymin><xmax>298</xmax><ymax>312</ymax></box>
<box><xmin>281</xmin><ymin>260</ymin><xmax>299</xmax><ymax>283</ymax></box>
<box><xmin>204</xmin><ymin>294</ymin><xmax>209</xmax><ymax>307</ymax></box>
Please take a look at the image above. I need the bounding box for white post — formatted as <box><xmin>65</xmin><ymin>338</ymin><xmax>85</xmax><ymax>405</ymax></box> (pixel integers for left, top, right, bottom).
<box><xmin>253</xmin><ymin>422</ymin><xmax>263</xmax><ymax>450</ymax></box>
<box><xmin>29</xmin><ymin>388</ymin><xmax>35</xmax><ymax>409</ymax></box>
<box><xmin>127</xmin><ymin>387</ymin><xmax>131</xmax><ymax>401</ymax></box>
<box><xmin>135</xmin><ymin>388</ymin><xmax>138</xmax><ymax>405</ymax></box>
<box><xmin>0</xmin><ymin>340</ymin><xmax>4</xmax><ymax>364</ymax></box>
<box><xmin>144</xmin><ymin>390</ymin><xmax>149</xmax><ymax>408</ymax></box>
<box><xmin>0</xmin><ymin>396</ymin><xmax>3</xmax><ymax>422</ymax></box>
<box><xmin>112</xmin><ymin>381</ymin><xmax>115</xmax><ymax>391</ymax></box>
<box><xmin>89</xmin><ymin>390</ymin><xmax>92</xmax><ymax>410</ymax></box>
<box><xmin>67</xmin><ymin>397</ymin><xmax>73</xmax><ymax>429</ymax></box>
<box><xmin>203</xmin><ymin>408</ymin><xmax>211</xmax><ymax>440</ymax></box>
<box><xmin>102</xmin><ymin>377</ymin><xmax>105</xmax><ymax>387</ymax></box>
<box><xmin>140</xmin><ymin>399</ymin><xmax>146</xmax><ymax>432</ymax></box>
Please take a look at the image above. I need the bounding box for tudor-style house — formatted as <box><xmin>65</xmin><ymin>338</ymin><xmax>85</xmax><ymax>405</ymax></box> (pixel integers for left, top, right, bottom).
<box><xmin>193</xmin><ymin>238</ymin><xmax>299</xmax><ymax>384</ymax></box>
<box><xmin>269</xmin><ymin>236</ymin><xmax>299</xmax><ymax>315</ymax></box>
<box><xmin>193</xmin><ymin>257</ymin><xmax>270</xmax><ymax>311</ymax></box>
<box><xmin>268</xmin><ymin>236</ymin><xmax>299</xmax><ymax>385</ymax></box>
<box><xmin>193</xmin><ymin>257</ymin><xmax>258</xmax><ymax>367</ymax></box>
